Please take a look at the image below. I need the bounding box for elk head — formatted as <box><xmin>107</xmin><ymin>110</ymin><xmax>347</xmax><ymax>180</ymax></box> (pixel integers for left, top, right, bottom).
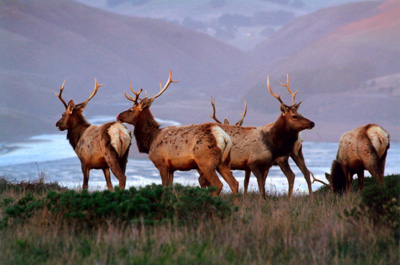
<box><xmin>117</xmin><ymin>70</ymin><xmax>178</xmax><ymax>125</ymax></box>
<box><xmin>267</xmin><ymin>74</ymin><xmax>314</xmax><ymax>131</ymax></box>
<box><xmin>55</xmin><ymin>79</ymin><xmax>103</xmax><ymax>131</ymax></box>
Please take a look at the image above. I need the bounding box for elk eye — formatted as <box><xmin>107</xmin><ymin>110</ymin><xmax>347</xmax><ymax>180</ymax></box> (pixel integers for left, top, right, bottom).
<box><xmin>292</xmin><ymin>115</ymin><xmax>298</xmax><ymax>119</ymax></box>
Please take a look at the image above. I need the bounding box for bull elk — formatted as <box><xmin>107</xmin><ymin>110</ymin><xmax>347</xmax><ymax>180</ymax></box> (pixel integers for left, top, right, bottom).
<box><xmin>55</xmin><ymin>79</ymin><xmax>132</xmax><ymax>191</ymax></box>
<box><xmin>200</xmin><ymin>74</ymin><xmax>315</xmax><ymax>201</ymax></box>
<box><xmin>117</xmin><ymin>71</ymin><xmax>238</xmax><ymax>196</ymax></box>
<box><xmin>208</xmin><ymin>94</ymin><xmax>315</xmax><ymax>199</ymax></box>
<box><xmin>317</xmin><ymin>124</ymin><xmax>390</xmax><ymax>194</ymax></box>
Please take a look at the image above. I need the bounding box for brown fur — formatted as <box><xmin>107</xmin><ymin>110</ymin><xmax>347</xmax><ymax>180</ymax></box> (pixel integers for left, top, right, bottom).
<box><xmin>201</xmin><ymin>102</ymin><xmax>314</xmax><ymax>201</ymax></box>
<box><xmin>325</xmin><ymin>123</ymin><xmax>390</xmax><ymax>194</ymax></box>
<box><xmin>56</xmin><ymin>83</ymin><xmax>131</xmax><ymax>191</ymax></box>
<box><xmin>117</xmin><ymin>99</ymin><xmax>238</xmax><ymax>196</ymax></box>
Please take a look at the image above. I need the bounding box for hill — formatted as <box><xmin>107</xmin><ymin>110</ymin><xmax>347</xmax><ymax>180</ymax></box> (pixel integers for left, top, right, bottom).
<box><xmin>217</xmin><ymin>0</ymin><xmax>399</xmax><ymax>141</ymax></box>
<box><xmin>0</xmin><ymin>0</ymin><xmax>248</xmax><ymax>141</ymax></box>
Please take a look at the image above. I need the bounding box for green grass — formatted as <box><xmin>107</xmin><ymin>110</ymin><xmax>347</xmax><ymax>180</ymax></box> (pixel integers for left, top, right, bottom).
<box><xmin>0</xmin><ymin>174</ymin><xmax>399</xmax><ymax>265</ymax></box>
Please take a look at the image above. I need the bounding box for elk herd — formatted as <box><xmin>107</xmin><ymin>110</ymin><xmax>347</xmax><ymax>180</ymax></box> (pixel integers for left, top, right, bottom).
<box><xmin>56</xmin><ymin>71</ymin><xmax>391</xmax><ymax>199</ymax></box>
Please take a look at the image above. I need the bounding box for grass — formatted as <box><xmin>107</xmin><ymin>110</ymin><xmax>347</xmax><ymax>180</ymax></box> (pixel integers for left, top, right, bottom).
<box><xmin>0</xmin><ymin>174</ymin><xmax>399</xmax><ymax>265</ymax></box>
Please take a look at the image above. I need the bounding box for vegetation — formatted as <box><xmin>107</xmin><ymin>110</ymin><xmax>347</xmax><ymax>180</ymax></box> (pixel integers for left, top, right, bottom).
<box><xmin>0</xmin><ymin>174</ymin><xmax>398</xmax><ymax>265</ymax></box>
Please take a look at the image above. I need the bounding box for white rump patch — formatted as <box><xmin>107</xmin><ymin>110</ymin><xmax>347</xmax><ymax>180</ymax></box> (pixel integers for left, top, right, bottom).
<box><xmin>367</xmin><ymin>125</ymin><xmax>389</xmax><ymax>157</ymax></box>
<box><xmin>212</xmin><ymin>126</ymin><xmax>232</xmax><ymax>162</ymax></box>
<box><xmin>108</xmin><ymin>122</ymin><xmax>132</xmax><ymax>157</ymax></box>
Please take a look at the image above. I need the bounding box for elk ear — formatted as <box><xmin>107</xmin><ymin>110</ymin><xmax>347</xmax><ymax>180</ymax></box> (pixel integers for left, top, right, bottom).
<box><xmin>141</xmin><ymin>98</ymin><xmax>154</xmax><ymax>109</ymax></box>
<box><xmin>280</xmin><ymin>104</ymin><xmax>289</xmax><ymax>115</ymax></box>
<box><xmin>293</xmin><ymin>101</ymin><xmax>302</xmax><ymax>110</ymax></box>
<box><xmin>67</xmin><ymin>100</ymin><xmax>75</xmax><ymax>114</ymax></box>
<box><xmin>325</xmin><ymin>173</ymin><xmax>332</xmax><ymax>183</ymax></box>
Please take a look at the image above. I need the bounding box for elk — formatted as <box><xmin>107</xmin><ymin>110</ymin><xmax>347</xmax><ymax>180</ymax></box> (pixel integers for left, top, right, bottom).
<box><xmin>55</xmin><ymin>79</ymin><xmax>132</xmax><ymax>191</ymax></box>
<box><xmin>317</xmin><ymin>124</ymin><xmax>390</xmax><ymax>194</ymax></box>
<box><xmin>199</xmin><ymin>75</ymin><xmax>315</xmax><ymax>201</ymax></box>
<box><xmin>208</xmin><ymin>94</ymin><xmax>316</xmax><ymax>199</ymax></box>
<box><xmin>117</xmin><ymin>71</ymin><xmax>238</xmax><ymax>196</ymax></box>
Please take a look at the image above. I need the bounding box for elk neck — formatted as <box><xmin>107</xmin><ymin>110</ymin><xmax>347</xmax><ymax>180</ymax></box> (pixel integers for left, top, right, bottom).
<box><xmin>133</xmin><ymin>108</ymin><xmax>161</xmax><ymax>153</ymax></box>
<box><xmin>262</xmin><ymin>114</ymin><xmax>299</xmax><ymax>159</ymax></box>
<box><xmin>66</xmin><ymin>114</ymin><xmax>91</xmax><ymax>150</ymax></box>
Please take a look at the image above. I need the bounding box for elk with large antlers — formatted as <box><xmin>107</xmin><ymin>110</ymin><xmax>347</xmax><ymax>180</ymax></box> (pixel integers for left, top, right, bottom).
<box><xmin>56</xmin><ymin>79</ymin><xmax>132</xmax><ymax>191</ymax></box>
<box><xmin>208</xmin><ymin>94</ymin><xmax>316</xmax><ymax>199</ymax></box>
<box><xmin>200</xmin><ymin>74</ymin><xmax>315</xmax><ymax>201</ymax></box>
<box><xmin>117</xmin><ymin>71</ymin><xmax>238</xmax><ymax>196</ymax></box>
<box><xmin>316</xmin><ymin>124</ymin><xmax>390</xmax><ymax>194</ymax></box>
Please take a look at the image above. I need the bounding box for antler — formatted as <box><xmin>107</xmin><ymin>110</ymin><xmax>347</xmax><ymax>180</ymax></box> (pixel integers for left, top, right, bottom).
<box><xmin>150</xmin><ymin>70</ymin><xmax>179</xmax><ymax>100</ymax></box>
<box><xmin>209</xmin><ymin>97</ymin><xmax>223</xmax><ymax>124</ymax></box>
<box><xmin>311</xmin><ymin>172</ymin><xmax>332</xmax><ymax>190</ymax></box>
<box><xmin>55</xmin><ymin>80</ymin><xmax>68</xmax><ymax>109</ymax></box>
<box><xmin>124</xmin><ymin>83</ymin><xmax>143</xmax><ymax>105</ymax></box>
<box><xmin>77</xmin><ymin>78</ymin><xmax>103</xmax><ymax>108</ymax></box>
<box><xmin>235</xmin><ymin>98</ymin><xmax>247</xmax><ymax>126</ymax></box>
<box><xmin>267</xmin><ymin>75</ymin><xmax>283</xmax><ymax>104</ymax></box>
<box><xmin>279</xmin><ymin>74</ymin><xmax>298</xmax><ymax>105</ymax></box>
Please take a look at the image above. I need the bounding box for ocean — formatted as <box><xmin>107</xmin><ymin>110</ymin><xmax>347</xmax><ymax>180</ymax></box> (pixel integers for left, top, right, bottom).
<box><xmin>1</xmin><ymin>116</ymin><xmax>399</xmax><ymax>195</ymax></box>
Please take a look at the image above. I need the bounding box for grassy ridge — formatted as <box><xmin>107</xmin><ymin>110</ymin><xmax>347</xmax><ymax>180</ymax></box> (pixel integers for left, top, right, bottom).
<box><xmin>0</xmin><ymin>175</ymin><xmax>399</xmax><ymax>265</ymax></box>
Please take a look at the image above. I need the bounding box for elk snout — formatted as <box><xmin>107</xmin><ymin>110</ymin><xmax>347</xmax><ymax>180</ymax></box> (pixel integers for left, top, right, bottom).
<box><xmin>116</xmin><ymin>113</ymin><xmax>124</xmax><ymax>122</ymax></box>
<box><xmin>308</xmin><ymin>121</ymin><xmax>315</xmax><ymax>129</ymax></box>
<box><xmin>56</xmin><ymin>120</ymin><xmax>65</xmax><ymax>131</ymax></box>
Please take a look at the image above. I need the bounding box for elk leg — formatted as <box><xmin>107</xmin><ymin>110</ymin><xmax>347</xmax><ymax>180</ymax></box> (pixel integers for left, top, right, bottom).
<box><xmin>102</xmin><ymin>168</ymin><xmax>113</xmax><ymax>191</ymax></box>
<box><xmin>277</xmin><ymin>158</ymin><xmax>295</xmax><ymax>202</ymax></box>
<box><xmin>291</xmin><ymin>150</ymin><xmax>313</xmax><ymax>198</ymax></box>
<box><xmin>366</xmin><ymin>152</ymin><xmax>387</xmax><ymax>187</ymax></box>
<box><xmin>81</xmin><ymin>163</ymin><xmax>90</xmax><ymax>190</ymax></box>
<box><xmin>343</xmin><ymin>167</ymin><xmax>352</xmax><ymax>195</ymax></box>
<box><xmin>107</xmin><ymin>163</ymin><xmax>126</xmax><ymax>190</ymax></box>
<box><xmin>168</xmin><ymin>171</ymin><xmax>174</xmax><ymax>186</ymax></box>
<box><xmin>158</xmin><ymin>166</ymin><xmax>170</xmax><ymax>186</ymax></box>
<box><xmin>365</xmin><ymin>164</ymin><xmax>384</xmax><ymax>187</ymax></box>
<box><xmin>197</xmin><ymin>170</ymin><xmax>210</xmax><ymax>188</ymax></box>
<box><xmin>243</xmin><ymin>169</ymin><xmax>251</xmax><ymax>194</ymax></box>
<box><xmin>250</xmin><ymin>166</ymin><xmax>268</xmax><ymax>200</ymax></box>
<box><xmin>198</xmin><ymin>166</ymin><xmax>223</xmax><ymax>196</ymax></box>
<box><xmin>103</xmin><ymin>152</ymin><xmax>127</xmax><ymax>190</ymax></box>
<box><xmin>357</xmin><ymin>170</ymin><xmax>364</xmax><ymax>191</ymax></box>
<box><xmin>217</xmin><ymin>163</ymin><xmax>239</xmax><ymax>195</ymax></box>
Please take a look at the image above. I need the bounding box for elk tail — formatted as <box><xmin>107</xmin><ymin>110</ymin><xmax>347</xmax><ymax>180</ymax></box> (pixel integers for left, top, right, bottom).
<box><xmin>109</xmin><ymin>123</ymin><xmax>132</xmax><ymax>157</ymax></box>
<box><xmin>212</xmin><ymin>126</ymin><xmax>232</xmax><ymax>163</ymax></box>
<box><xmin>367</xmin><ymin>125</ymin><xmax>390</xmax><ymax>158</ymax></box>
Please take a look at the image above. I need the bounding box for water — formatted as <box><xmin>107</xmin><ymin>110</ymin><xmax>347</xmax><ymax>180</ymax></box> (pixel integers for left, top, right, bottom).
<box><xmin>1</xmin><ymin>117</ymin><xmax>399</xmax><ymax>194</ymax></box>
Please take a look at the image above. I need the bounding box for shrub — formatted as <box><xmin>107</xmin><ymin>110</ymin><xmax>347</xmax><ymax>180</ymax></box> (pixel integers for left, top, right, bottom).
<box><xmin>1</xmin><ymin>184</ymin><xmax>232</xmax><ymax>230</ymax></box>
<box><xmin>344</xmin><ymin>175</ymin><xmax>400</xmax><ymax>238</ymax></box>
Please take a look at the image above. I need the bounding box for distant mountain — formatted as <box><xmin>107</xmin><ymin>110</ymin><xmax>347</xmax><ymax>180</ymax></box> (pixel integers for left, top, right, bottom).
<box><xmin>0</xmin><ymin>0</ymin><xmax>248</xmax><ymax>141</ymax></box>
<box><xmin>74</xmin><ymin>0</ymin><xmax>377</xmax><ymax>51</ymax></box>
<box><xmin>1</xmin><ymin>0</ymin><xmax>398</xmax><ymax>143</ymax></box>
<box><xmin>220</xmin><ymin>0</ymin><xmax>399</xmax><ymax>140</ymax></box>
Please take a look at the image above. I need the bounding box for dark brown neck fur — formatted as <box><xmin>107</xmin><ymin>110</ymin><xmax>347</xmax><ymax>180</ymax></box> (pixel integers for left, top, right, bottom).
<box><xmin>67</xmin><ymin>114</ymin><xmax>90</xmax><ymax>150</ymax></box>
<box><xmin>133</xmin><ymin>108</ymin><xmax>161</xmax><ymax>153</ymax></box>
<box><xmin>262</xmin><ymin>114</ymin><xmax>298</xmax><ymax>159</ymax></box>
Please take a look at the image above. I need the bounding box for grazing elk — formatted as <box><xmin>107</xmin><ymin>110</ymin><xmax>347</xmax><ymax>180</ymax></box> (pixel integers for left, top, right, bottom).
<box><xmin>199</xmin><ymin>75</ymin><xmax>315</xmax><ymax>201</ymax></box>
<box><xmin>317</xmin><ymin>124</ymin><xmax>390</xmax><ymax>194</ymax></box>
<box><xmin>117</xmin><ymin>71</ymin><xmax>238</xmax><ymax>196</ymax></box>
<box><xmin>55</xmin><ymin>79</ymin><xmax>132</xmax><ymax>191</ymax></box>
<box><xmin>208</xmin><ymin>95</ymin><xmax>316</xmax><ymax>199</ymax></box>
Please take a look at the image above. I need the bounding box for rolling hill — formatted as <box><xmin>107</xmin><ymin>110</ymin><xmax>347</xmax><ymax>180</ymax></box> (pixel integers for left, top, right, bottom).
<box><xmin>1</xmin><ymin>0</ymin><xmax>399</xmax><ymax>143</ymax></box>
<box><xmin>217</xmin><ymin>0</ymin><xmax>399</xmax><ymax>141</ymax></box>
<box><xmin>0</xmin><ymin>0</ymin><xmax>248</xmax><ymax>141</ymax></box>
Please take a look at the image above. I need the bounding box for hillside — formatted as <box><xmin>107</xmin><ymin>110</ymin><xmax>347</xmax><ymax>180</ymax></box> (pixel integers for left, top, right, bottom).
<box><xmin>217</xmin><ymin>0</ymin><xmax>399</xmax><ymax>141</ymax></box>
<box><xmin>1</xmin><ymin>0</ymin><xmax>398</xmax><ymax>143</ymax></box>
<box><xmin>0</xmin><ymin>0</ymin><xmax>248</xmax><ymax>141</ymax></box>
